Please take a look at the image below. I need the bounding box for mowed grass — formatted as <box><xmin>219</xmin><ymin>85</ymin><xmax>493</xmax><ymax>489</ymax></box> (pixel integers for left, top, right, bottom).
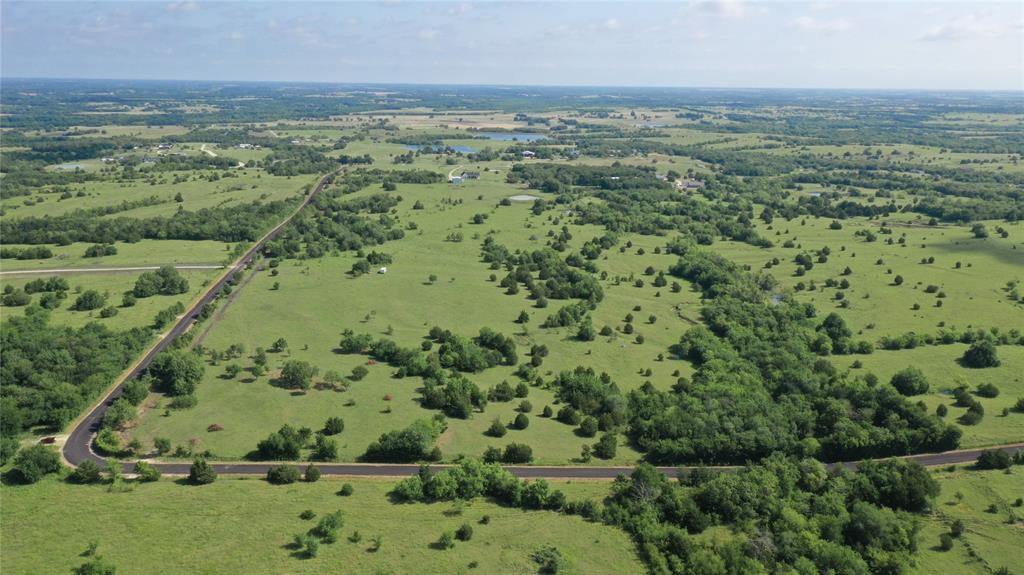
<box><xmin>1</xmin><ymin>269</ymin><xmax>220</xmax><ymax>331</ymax></box>
<box><xmin>711</xmin><ymin>215</ymin><xmax>1024</xmax><ymax>336</ymax></box>
<box><xmin>0</xmin><ymin>239</ymin><xmax>232</xmax><ymax>270</ymax></box>
<box><xmin>130</xmin><ymin>174</ymin><xmax>705</xmax><ymax>464</ymax></box>
<box><xmin>1</xmin><ymin>476</ymin><xmax>642</xmax><ymax>575</ymax></box>
<box><xmin>912</xmin><ymin>468</ymin><xmax>1024</xmax><ymax>575</ymax></box>
<box><xmin>832</xmin><ymin>345</ymin><xmax>1024</xmax><ymax>449</ymax></box>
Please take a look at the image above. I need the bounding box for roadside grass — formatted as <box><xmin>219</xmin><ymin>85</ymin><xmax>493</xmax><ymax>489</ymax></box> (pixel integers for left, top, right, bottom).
<box><xmin>1</xmin><ymin>475</ymin><xmax>642</xmax><ymax>575</ymax></box>
<box><xmin>832</xmin><ymin>345</ymin><xmax>1024</xmax><ymax>449</ymax></box>
<box><xmin>912</xmin><ymin>467</ymin><xmax>1024</xmax><ymax>575</ymax></box>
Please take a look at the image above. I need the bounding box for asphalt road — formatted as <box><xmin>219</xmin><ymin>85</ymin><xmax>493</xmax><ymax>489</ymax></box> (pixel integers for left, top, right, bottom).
<box><xmin>58</xmin><ymin>170</ymin><xmax>1024</xmax><ymax>480</ymax></box>
<box><xmin>62</xmin><ymin>171</ymin><xmax>336</xmax><ymax>469</ymax></box>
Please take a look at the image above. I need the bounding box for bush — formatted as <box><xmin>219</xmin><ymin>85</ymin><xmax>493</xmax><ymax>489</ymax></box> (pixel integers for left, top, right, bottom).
<box><xmin>962</xmin><ymin>340</ymin><xmax>1000</xmax><ymax>368</ymax></box>
<box><xmin>976</xmin><ymin>449</ymin><xmax>1012</xmax><ymax>470</ymax></box>
<box><xmin>188</xmin><ymin>458</ymin><xmax>217</xmax><ymax>485</ymax></box>
<box><xmin>486</xmin><ymin>418</ymin><xmax>507</xmax><ymax>438</ymax></box>
<box><xmin>323</xmin><ymin>416</ymin><xmax>345</xmax><ymax>435</ymax></box>
<box><xmin>134</xmin><ymin>461</ymin><xmax>161</xmax><ymax>482</ymax></box>
<box><xmin>437</xmin><ymin>531</ymin><xmax>456</xmax><ymax>549</ymax></box>
<box><xmin>578</xmin><ymin>416</ymin><xmax>598</xmax><ymax>437</ymax></box>
<box><xmin>593</xmin><ymin>433</ymin><xmax>617</xmax><ymax>459</ymax></box>
<box><xmin>70</xmin><ymin>460</ymin><xmax>103</xmax><ymax>484</ymax></box>
<box><xmin>939</xmin><ymin>532</ymin><xmax>954</xmax><ymax>551</ymax></box>
<box><xmin>532</xmin><ymin>546</ymin><xmax>566</xmax><ymax>574</ymax></box>
<box><xmin>350</xmin><ymin>365</ymin><xmax>369</xmax><ymax>381</ymax></box>
<box><xmin>976</xmin><ymin>383</ymin><xmax>1000</xmax><ymax>398</ymax></box>
<box><xmin>267</xmin><ymin>465</ymin><xmax>302</xmax><ymax>484</ymax></box>
<box><xmin>305</xmin><ymin>464</ymin><xmax>321</xmax><ymax>482</ymax></box>
<box><xmin>890</xmin><ymin>367</ymin><xmax>929</xmax><ymax>396</ymax></box>
<box><xmin>456</xmin><ymin>523</ymin><xmax>474</xmax><ymax>541</ymax></box>
<box><xmin>339</xmin><ymin>483</ymin><xmax>354</xmax><ymax>496</ymax></box>
<box><xmin>503</xmin><ymin>443</ymin><xmax>533</xmax><ymax>464</ymax></box>
<box><xmin>11</xmin><ymin>445</ymin><xmax>61</xmax><ymax>484</ymax></box>
<box><xmin>513</xmin><ymin>413</ymin><xmax>530</xmax><ymax>430</ymax></box>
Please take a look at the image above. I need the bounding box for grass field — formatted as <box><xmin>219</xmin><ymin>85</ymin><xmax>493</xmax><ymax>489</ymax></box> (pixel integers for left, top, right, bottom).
<box><xmin>832</xmin><ymin>345</ymin><xmax>1024</xmax><ymax>448</ymax></box>
<box><xmin>0</xmin><ymin>240</ymin><xmax>233</xmax><ymax>270</ymax></box>
<box><xmin>710</xmin><ymin>215</ymin><xmax>1024</xmax><ymax>336</ymax></box>
<box><xmin>912</xmin><ymin>467</ymin><xmax>1024</xmax><ymax>575</ymax></box>
<box><xmin>1</xmin><ymin>169</ymin><xmax>313</xmax><ymax>220</ymax></box>
<box><xmin>1</xmin><ymin>475</ymin><xmax>642</xmax><ymax>575</ymax></box>
<box><xmin>1</xmin><ymin>268</ymin><xmax>220</xmax><ymax>331</ymax></box>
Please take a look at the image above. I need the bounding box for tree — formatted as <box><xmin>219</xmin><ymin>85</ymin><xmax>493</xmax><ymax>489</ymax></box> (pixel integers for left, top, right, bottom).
<box><xmin>962</xmin><ymin>340</ymin><xmax>1000</xmax><ymax>368</ymax></box>
<box><xmin>437</xmin><ymin>531</ymin><xmax>456</xmax><ymax>549</ymax></box>
<box><xmin>279</xmin><ymin>360</ymin><xmax>318</xmax><ymax>390</ymax></box>
<box><xmin>312</xmin><ymin>434</ymin><xmax>338</xmax><ymax>461</ymax></box>
<box><xmin>517</xmin><ymin>310</ymin><xmax>530</xmax><ymax>324</ymax></box>
<box><xmin>593</xmin><ymin>433</ymin><xmax>617</xmax><ymax>459</ymax></box>
<box><xmin>11</xmin><ymin>445</ymin><xmax>61</xmax><ymax>484</ymax></box>
<box><xmin>578</xmin><ymin>416</ymin><xmax>598</xmax><ymax>438</ymax></box>
<box><xmin>893</xmin><ymin>275</ymin><xmax>904</xmax><ymax>286</ymax></box>
<box><xmin>224</xmin><ymin>364</ymin><xmax>242</xmax><ymax>379</ymax></box>
<box><xmin>890</xmin><ymin>367</ymin><xmax>929</xmax><ymax>396</ymax></box>
<box><xmin>271</xmin><ymin>337</ymin><xmax>289</xmax><ymax>352</ymax></box>
<box><xmin>148</xmin><ymin>350</ymin><xmax>205</xmax><ymax>396</ymax></box>
<box><xmin>154</xmin><ymin>437</ymin><xmax>171</xmax><ymax>455</ymax></box>
<box><xmin>350</xmin><ymin>365</ymin><xmax>369</xmax><ymax>381</ymax></box>
<box><xmin>324</xmin><ymin>416</ymin><xmax>345</xmax><ymax>435</ymax></box>
<box><xmin>71</xmin><ymin>290</ymin><xmax>107</xmax><ymax>311</ymax></box>
<box><xmin>456</xmin><ymin>523</ymin><xmax>474</xmax><ymax>541</ymax></box>
<box><xmin>72</xmin><ymin>556</ymin><xmax>117</xmax><ymax>575</ymax></box>
<box><xmin>189</xmin><ymin>458</ymin><xmax>217</xmax><ymax>485</ymax></box>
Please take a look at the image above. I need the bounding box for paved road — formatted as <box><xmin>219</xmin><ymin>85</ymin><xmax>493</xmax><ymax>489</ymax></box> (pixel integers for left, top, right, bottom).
<box><xmin>62</xmin><ymin>172</ymin><xmax>336</xmax><ymax>469</ymax></box>
<box><xmin>0</xmin><ymin>265</ymin><xmax>223</xmax><ymax>276</ymax></box>
<box><xmin>106</xmin><ymin>443</ymin><xmax>1024</xmax><ymax>479</ymax></box>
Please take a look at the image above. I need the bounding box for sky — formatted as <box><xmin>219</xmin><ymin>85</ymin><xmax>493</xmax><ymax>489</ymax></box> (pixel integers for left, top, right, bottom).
<box><xmin>1</xmin><ymin>0</ymin><xmax>1022</xmax><ymax>90</ymax></box>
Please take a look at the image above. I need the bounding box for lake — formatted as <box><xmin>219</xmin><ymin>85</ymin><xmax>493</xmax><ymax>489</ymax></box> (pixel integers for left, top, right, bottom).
<box><xmin>405</xmin><ymin>144</ymin><xmax>478</xmax><ymax>154</ymax></box>
<box><xmin>475</xmin><ymin>132</ymin><xmax>548</xmax><ymax>142</ymax></box>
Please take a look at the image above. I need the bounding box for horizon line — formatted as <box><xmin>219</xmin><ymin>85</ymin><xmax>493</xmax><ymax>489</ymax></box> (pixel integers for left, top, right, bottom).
<box><xmin>3</xmin><ymin>76</ymin><xmax>1023</xmax><ymax>95</ymax></box>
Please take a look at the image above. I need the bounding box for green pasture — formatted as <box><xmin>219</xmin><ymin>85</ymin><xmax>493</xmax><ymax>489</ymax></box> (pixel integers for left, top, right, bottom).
<box><xmin>1</xmin><ymin>475</ymin><xmax>641</xmax><ymax>575</ymax></box>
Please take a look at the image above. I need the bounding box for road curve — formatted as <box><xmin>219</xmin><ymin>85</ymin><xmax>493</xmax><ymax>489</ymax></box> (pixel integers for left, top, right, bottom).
<box><xmin>62</xmin><ymin>172</ymin><xmax>335</xmax><ymax>469</ymax></box>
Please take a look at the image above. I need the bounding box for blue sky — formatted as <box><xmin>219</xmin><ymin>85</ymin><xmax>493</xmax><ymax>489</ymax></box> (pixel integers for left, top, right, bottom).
<box><xmin>2</xmin><ymin>1</ymin><xmax>1021</xmax><ymax>90</ymax></box>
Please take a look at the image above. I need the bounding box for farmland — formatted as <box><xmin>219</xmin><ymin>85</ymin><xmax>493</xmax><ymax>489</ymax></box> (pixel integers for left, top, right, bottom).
<box><xmin>2</xmin><ymin>80</ymin><xmax>1022</xmax><ymax>575</ymax></box>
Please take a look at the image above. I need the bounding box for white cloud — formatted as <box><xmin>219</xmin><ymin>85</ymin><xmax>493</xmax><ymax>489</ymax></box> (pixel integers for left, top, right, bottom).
<box><xmin>604</xmin><ymin>18</ymin><xmax>621</xmax><ymax>31</ymax></box>
<box><xmin>167</xmin><ymin>1</ymin><xmax>199</xmax><ymax>13</ymax></box>
<box><xmin>792</xmin><ymin>16</ymin><xmax>852</xmax><ymax>32</ymax></box>
<box><xmin>418</xmin><ymin>28</ymin><xmax>439</xmax><ymax>41</ymax></box>
<box><xmin>919</xmin><ymin>12</ymin><xmax>1013</xmax><ymax>41</ymax></box>
<box><xmin>693</xmin><ymin>0</ymin><xmax>748</xmax><ymax>20</ymax></box>
<box><xmin>224</xmin><ymin>30</ymin><xmax>244</xmax><ymax>41</ymax></box>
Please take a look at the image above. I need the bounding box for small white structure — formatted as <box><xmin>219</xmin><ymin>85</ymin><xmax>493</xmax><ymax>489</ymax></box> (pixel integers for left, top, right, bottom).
<box><xmin>378</xmin><ymin>267</ymin><xmax>388</xmax><ymax>274</ymax></box>
<box><xmin>521</xmin><ymin>150</ymin><xmax>536</xmax><ymax>158</ymax></box>
<box><xmin>449</xmin><ymin>176</ymin><xmax>463</xmax><ymax>184</ymax></box>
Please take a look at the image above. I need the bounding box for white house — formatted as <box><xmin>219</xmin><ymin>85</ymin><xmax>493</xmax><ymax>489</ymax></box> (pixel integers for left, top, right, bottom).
<box><xmin>378</xmin><ymin>267</ymin><xmax>388</xmax><ymax>274</ymax></box>
<box><xmin>521</xmin><ymin>150</ymin><xmax>536</xmax><ymax>158</ymax></box>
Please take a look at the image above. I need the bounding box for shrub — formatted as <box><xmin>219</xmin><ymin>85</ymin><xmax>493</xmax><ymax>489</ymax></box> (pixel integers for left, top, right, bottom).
<box><xmin>578</xmin><ymin>416</ymin><xmax>598</xmax><ymax>438</ymax></box>
<box><xmin>456</xmin><ymin>523</ymin><xmax>474</xmax><ymax>541</ymax></box>
<box><xmin>939</xmin><ymin>532</ymin><xmax>954</xmax><ymax>551</ymax></box>
<box><xmin>70</xmin><ymin>460</ymin><xmax>103</xmax><ymax>484</ymax></box>
<box><xmin>134</xmin><ymin>461</ymin><xmax>161</xmax><ymax>482</ymax></box>
<box><xmin>305</xmin><ymin>464</ymin><xmax>321</xmax><ymax>482</ymax></box>
<box><xmin>486</xmin><ymin>418</ymin><xmax>507</xmax><ymax>438</ymax></box>
<box><xmin>267</xmin><ymin>465</ymin><xmax>301</xmax><ymax>484</ymax></box>
<box><xmin>962</xmin><ymin>340</ymin><xmax>1000</xmax><ymax>368</ymax></box>
<box><xmin>188</xmin><ymin>458</ymin><xmax>217</xmax><ymax>485</ymax></box>
<box><xmin>300</xmin><ymin>509</ymin><xmax>316</xmax><ymax>520</ymax></box>
<box><xmin>890</xmin><ymin>367</ymin><xmax>929</xmax><ymax>396</ymax></box>
<box><xmin>437</xmin><ymin>531</ymin><xmax>456</xmax><ymax>549</ymax></box>
<box><xmin>11</xmin><ymin>445</ymin><xmax>61</xmax><ymax>484</ymax></box>
<box><xmin>976</xmin><ymin>383</ymin><xmax>1000</xmax><ymax>398</ymax></box>
<box><xmin>976</xmin><ymin>449</ymin><xmax>1012</xmax><ymax>470</ymax></box>
<box><xmin>350</xmin><ymin>365</ymin><xmax>369</xmax><ymax>381</ymax></box>
<box><xmin>593</xmin><ymin>433</ymin><xmax>617</xmax><ymax>459</ymax></box>
<box><xmin>323</xmin><ymin>416</ymin><xmax>345</xmax><ymax>435</ymax></box>
<box><xmin>503</xmin><ymin>443</ymin><xmax>534</xmax><ymax>464</ymax></box>
<box><xmin>339</xmin><ymin>483</ymin><xmax>354</xmax><ymax>496</ymax></box>
<box><xmin>513</xmin><ymin>413</ymin><xmax>530</xmax><ymax>430</ymax></box>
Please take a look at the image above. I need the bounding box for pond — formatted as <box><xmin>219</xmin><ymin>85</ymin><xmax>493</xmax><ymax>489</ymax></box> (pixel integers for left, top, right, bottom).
<box><xmin>475</xmin><ymin>132</ymin><xmax>548</xmax><ymax>142</ymax></box>
<box><xmin>405</xmin><ymin>144</ymin><xmax>478</xmax><ymax>154</ymax></box>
